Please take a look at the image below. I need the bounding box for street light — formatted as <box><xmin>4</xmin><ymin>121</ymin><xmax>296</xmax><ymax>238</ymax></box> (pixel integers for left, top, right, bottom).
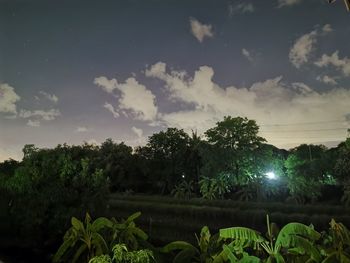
<box><xmin>265</xmin><ymin>171</ymin><xmax>277</xmax><ymax>180</ymax></box>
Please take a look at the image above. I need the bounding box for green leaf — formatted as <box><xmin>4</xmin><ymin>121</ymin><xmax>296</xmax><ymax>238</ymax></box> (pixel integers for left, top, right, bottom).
<box><xmin>125</xmin><ymin>211</ymin><xmax>141</xmax><ymax>223</ymax></box>
<box><xmin>238</xmin><ymin>253</ymin><xmax>261</xmax><ymax>263</ymax></box>
<box><xmin>72</xmin><ymin>243</ymin><xmax>87</xmax><ymax>263</ymax></box>
<box><xmin>91</xmin><ymin>217</ymin><xmax>113</xmax><ymax>232</ymax></box>
<box><xmin>53</xmin><ymin>237</ymin><xmax>75</xmax><ymax>262</ymax></box>
<box><xmin>71</xmin><ymin>217</ymin><xmax>84</xmax><ymax>231</ymax></box>
<box><xmin>161</xmin><ymin>241</ymin><xmax>197</xmax><ymax>253</ymax></box>
<box><xmin>223</xmin><ymin>244</ymin><xmax>238</xmax><ymax>263</ymax></box>
<box><xmin>173</xmin><ymin>248</ymin><xmax>197</xmax><ymax>263</ymax></box>
<box><xmin>220</xmin><ymin>227</ymin><xmax>264</xmax><ymax>243</ymax></box>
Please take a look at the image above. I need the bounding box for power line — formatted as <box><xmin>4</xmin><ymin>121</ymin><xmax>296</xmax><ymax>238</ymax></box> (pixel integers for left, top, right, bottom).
<box><xmin>260</xmin><ymin>127</ymin><xmax>347</xmax><ymax>133</ymax></box>
<box><xmin>259</xmin><ymin>119</ymin><xmax>345</xmax><ymax>127</ymax></box>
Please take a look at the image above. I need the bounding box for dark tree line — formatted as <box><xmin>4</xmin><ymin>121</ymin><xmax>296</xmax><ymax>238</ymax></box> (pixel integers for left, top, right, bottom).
<box><xmin>0</xmin><ymin>116</ymin><xmax>350</xmax><ymax>248</ymax></box>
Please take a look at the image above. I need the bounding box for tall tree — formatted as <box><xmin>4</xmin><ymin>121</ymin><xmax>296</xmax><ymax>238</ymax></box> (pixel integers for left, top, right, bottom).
<box><xmin>140</xmin><ymin>128</ymin><xmax>190</xmax><ymax>194</ymax></box>
<box><xmin>203</xmin><ymin>116</ymin><xmax>266</xmax><ymax>185</ymax></box>
<box><xmin>284</xmin><ymin>144</ymin><xmax>333</xmax><ymax>203</ymax></box>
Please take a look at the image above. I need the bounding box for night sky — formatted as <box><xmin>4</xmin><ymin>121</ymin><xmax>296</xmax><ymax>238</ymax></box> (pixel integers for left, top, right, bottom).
<box><xmin>1</xmin><ymin>0</ymin><xmax>350</xmax><ymax>161</ymax></box>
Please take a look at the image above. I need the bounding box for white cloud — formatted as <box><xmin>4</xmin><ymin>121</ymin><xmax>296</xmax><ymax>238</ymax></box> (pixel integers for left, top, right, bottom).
<box><xmin>145</xmin><ymin>62</ymin><xmax>350</xmax><ymax>148</ymax></box>
<box><xmin>316</xmin><ymin>75</ymin><xmax>338</xmax><ymax>85</ymax></box>
<box><xmin>97</xmin><ymin>77</ymin><xmax>158</xmax><ymax>122</ymax></box>
<box><xmin>277</xmin><ymin>0</ymin><xmax>302</xmax><ymax>8</ymax></box>
<box><xmin>94</xmin><ymin>76</ymin><xmax>118</xmax><ymax>93</ymax></box>
<box><xmin>27</xmin><ymin>120</ymin><xmax>40</xmax><ymax>127</ymax></box>
<box><xmin>103</xmin><ymin>102</ymin><xmax>119</xmax><ymax>118</ymax></box>
<box><xmin>76</xmin><ymin>126</ymin><xmax>88</xmax><ymax>132</ymax></box>
<box><xmin>0</xmin><ymin>83</ymin><xmax>21</xmax><ymax>114</ymax></box>
<box><xmin>315</xmin><ymin>51</ymin><xmax>350</xmax><ymax>77</ymax></box>
<box><xmin>189</xmin><ymin>18</ymin><xmax>214</xmax><ymax>43</ymax></box>
<box><xmin>322</xmin><ymin>24</ymin><xmax>333</xmax><ymax>33</ymax></box>
<box><xmin>289</xmin><ymin>30</ymin><xmax>317</xmax><ymax>68</ymax></box>
<box><xmin>131</xmin><ymin>126</ymin><xmax>143</xmax><ymax>138</ymax></box>
<box><xmin>39</xmin><ymin>91</ymin><xmax>58</xmax><ymax>103</ymax></box>
<box><xmin>19</xmin><ymin>109</ymin><xmax>61</xmax><ymax>121</ymax></box>
<box><xmin>289</xmin><ymin>25</ymin><xmax>332</xmax><ymax>69</ymax></box>
<box><xmin>242</xmin><ymin>48</ymin><xmax>254</xmax><ymax>62</ymax></box>
<box><xmin>229</xmin><ymin>2</ymin><xmax>255</xmax><ymax>16</ymax></box>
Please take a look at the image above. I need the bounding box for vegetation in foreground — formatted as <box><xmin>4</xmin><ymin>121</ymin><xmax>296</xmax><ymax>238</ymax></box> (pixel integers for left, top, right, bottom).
<box><xmin>53</xmin><ymin>212</ymin><xmax>350</xmax><ymax>263</ymax></box>
<box><xmin>0</xmin><ymin>116</ymin><xmax>350</xmax><ymax>259</ymax></box>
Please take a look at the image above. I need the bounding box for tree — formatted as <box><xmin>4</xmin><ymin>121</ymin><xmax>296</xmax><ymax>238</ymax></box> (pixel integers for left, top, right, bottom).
<box><xmin>284</xmin><ymin>144</ymin><xmax>332</xmax><ymax>203</ymax></box>
<box><xmin>334</xmin><ymin>138</ymin><xmax>350</xmax><ymax>183</ymax></box>
<box><xmin>97</xmin><ymin>139</ymin><xmax>134</xmax><ymax>192</ymax></box>
<box><xmin>202</xmin><ymin>116</ymin><xmax>266</xmax><ymax>186</ymax></box>
<box><xmin>140</xmin><ymin>128</ymin><xmax>190</xmax><ymax>194</ymax></box>
<box><xmin>2</xmin><ymin>144</ymin><xmax>109</xmax><ymax>247</ymax></box>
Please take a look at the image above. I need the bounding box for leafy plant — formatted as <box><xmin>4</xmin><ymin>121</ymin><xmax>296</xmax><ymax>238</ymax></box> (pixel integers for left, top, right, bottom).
<box><xmin>199</xmin><ymin>174</ymin><xmax>231</xmax><ymax>200</ymax></box>
<box><xmin>161</xmin><ymin>226</ymin><xmax>226</xmax><ymax>263</ymax></box>
<box><xmin>320</xmin><ymin>219</ymin><xmax>350</xmax><ymax>262</ymax></box>
<box><xmin>53</xmin><ymin>213</ymin><xmax>113</xmax><ymax>263</ymax></box>
<box><xmin>89</xmin><ymin>244</ymin><xmax>154</xmax><ymax>263</ymax></box>
<box><xmin>171</xmin><ymin>180</ymin><xmax>194</xmax><ymax>199</ymax></box>
<box><xmin>109</xmin><ymin>212</ymin><xmax>148</xmax><ymax>250</ymax></box>
<box><xmin>220</xmin><ymin>215</ymin><xmax>321</xmax><ymax>263</ymax></box>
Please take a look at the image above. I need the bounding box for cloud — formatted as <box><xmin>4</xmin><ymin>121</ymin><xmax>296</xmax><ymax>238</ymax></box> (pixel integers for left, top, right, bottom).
<box><xmin>76</xmin><ymin>126</ymin><xmax>88</xmax><ymax>132</ymax></box>
<box><xmin>316</xmin><ymin>75</ymin><xmax>338</xmax><ymax>85</ymax></box>
<box><xmin>289</xmin><ymin>30</ymin><xmax>317</xmax><ymax>68</ymax></box>
<box><xmin>189</xmin><ymin>18</ymin><xmax>214</xmax><ymax>43</ymax></box>
<box><xmin>39</xmin><ymin>91</ymin><xmax>58</xmax><ymax>103</ymax></box>
<box><xmin>277</xmin><ymin>0</ymin><xmax>302</xmax><ymax>8</ymax></box>
<box><xmin>19</xmin><ymin>108</ymin><xmax>61</xmax><ymax>121</ymax></box>
<box><xmin>103</xmin><ymin>102</ymin><xmax>119</xmax><ymax>118</ymax></box>
<box><xmin>0</xmin><ymin>83</ymin><xmax>21</xmax><ymax>114</ymax></box>
<box><xmin>322</xmin><ymin>24</ymin><xmax>333</xmax><ymax>33</ymax></box>
<box><xmin>242</xmin><ymin>48</ymin><xmax>254</xmax><ymax>62</ymax></box>
<box><xmin>96</xmin><ymin>77</ymin><xmax>158</xmax><ymax>122</ymax></box>
<box><xmin>145</xmin><ymin>62</ymin><xmax>350</xmax><ymax>148</ymax></box>
<box><xmin>27</xmin><ymin>120</ymin><xmax>40</xmax><ymax>127</ymax></box>
<box><xmin>131</xmin><ymin>126</ymin><xmax>143</xmax><ymax>138</ymax></box>
<box><xmin>314</xmin><ymin>51</ymin><xmax>350</xmax><ymax>77</ymax></box>
<box><xmin>94</xmin><ymin>76</ymin><xmax>118</xmax><ymax>94</ymax></box>
<box><xmin>289</xmin><ymin>25</ymin><xmax>332</xmax><ymax>68</ymax></box>
<box><xmin>229</xmin><ymin>2</ymin><xmax>255</xmax><ymax>16</ymax></box>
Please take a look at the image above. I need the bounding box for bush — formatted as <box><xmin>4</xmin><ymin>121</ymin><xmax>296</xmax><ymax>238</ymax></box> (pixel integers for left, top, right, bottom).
<box><xmin>1</xmin><ymin>144</ymin><xmax>110</xmax><ymax>248</ymax></box>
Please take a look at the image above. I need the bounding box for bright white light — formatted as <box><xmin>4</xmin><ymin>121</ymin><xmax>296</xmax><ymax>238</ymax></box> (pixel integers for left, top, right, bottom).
<box><xmin>265</xmin><ymin>171</ymin><xmax>277</xmax><ymax>180</ymax></box>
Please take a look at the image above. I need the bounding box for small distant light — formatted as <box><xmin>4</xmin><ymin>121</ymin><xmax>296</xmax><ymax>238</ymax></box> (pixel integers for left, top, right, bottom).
<box><xmin>182</xmin><ymin>174</ymin><xmax>185</xmax><ymax>178</ymax></box>
<box><xmin>265</xmin><ymin>171</ymin><xmax>277</xmax><ymax>180</ymax></box>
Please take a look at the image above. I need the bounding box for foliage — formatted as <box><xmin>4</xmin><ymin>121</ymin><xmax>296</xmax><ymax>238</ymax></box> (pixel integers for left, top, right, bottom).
<box><xmin>1</xmin><ymin>143</ymin><xmax>109</xmax><ymax>246</ymax></box>
<box><xmin>109</xmin><ymin>212</ymin><xmax>149</xmax><ymax>250</ymax></box>
<box><xmin>320</xmin><ymin>219</ymin><xmax>350</xmax><ymax>262</ymax></box>
<box><xmin>136</xmin><ymin>128</ymin><xmax>191</xmax><ymax>194</ymax></box>
<box><xmin>161</xmin><ymin>226</ymin><xmax>225</xmax><ymax>263</ymax></box>
<box><xmin>220</xmin><ymin>215</ymin><xmax>321</xmax><ymax>262</ymax></box>
<box><xmin>55</xmin><ymin>208</ymin><xmax>350</xmax><ymax>263</ymax></box>
<box><xmin>202</xmin><ymin>117</ymin><xmax>266</xmax><ymax>184</ymax></box>
<box><xmin>199</xmin><ymin>174</ymin><xmax>231</xmax><ymax>200</ymax></box>
<box><xmin>171</xmin><ymin>180</ymin><xmax>195</xmax><ymax>199</ymax></box>
<box><xmin>54</xmin><ymin>212</ymin><xmax>149</xmax><ymax>263</ymax></box>
<box><xmin>284</xmin><ymin>145</ymin><xmax>330</xmax><ymax>203</ymax></box>
<box><xmin>53</xmin><ymin>213</ymin><xmax>113</xmax><ymax>263</ymax></box>
<box><xmin>89</xmin><ymin>244</ymin><xmax>154</xmax><ymax>263</ymax></box>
